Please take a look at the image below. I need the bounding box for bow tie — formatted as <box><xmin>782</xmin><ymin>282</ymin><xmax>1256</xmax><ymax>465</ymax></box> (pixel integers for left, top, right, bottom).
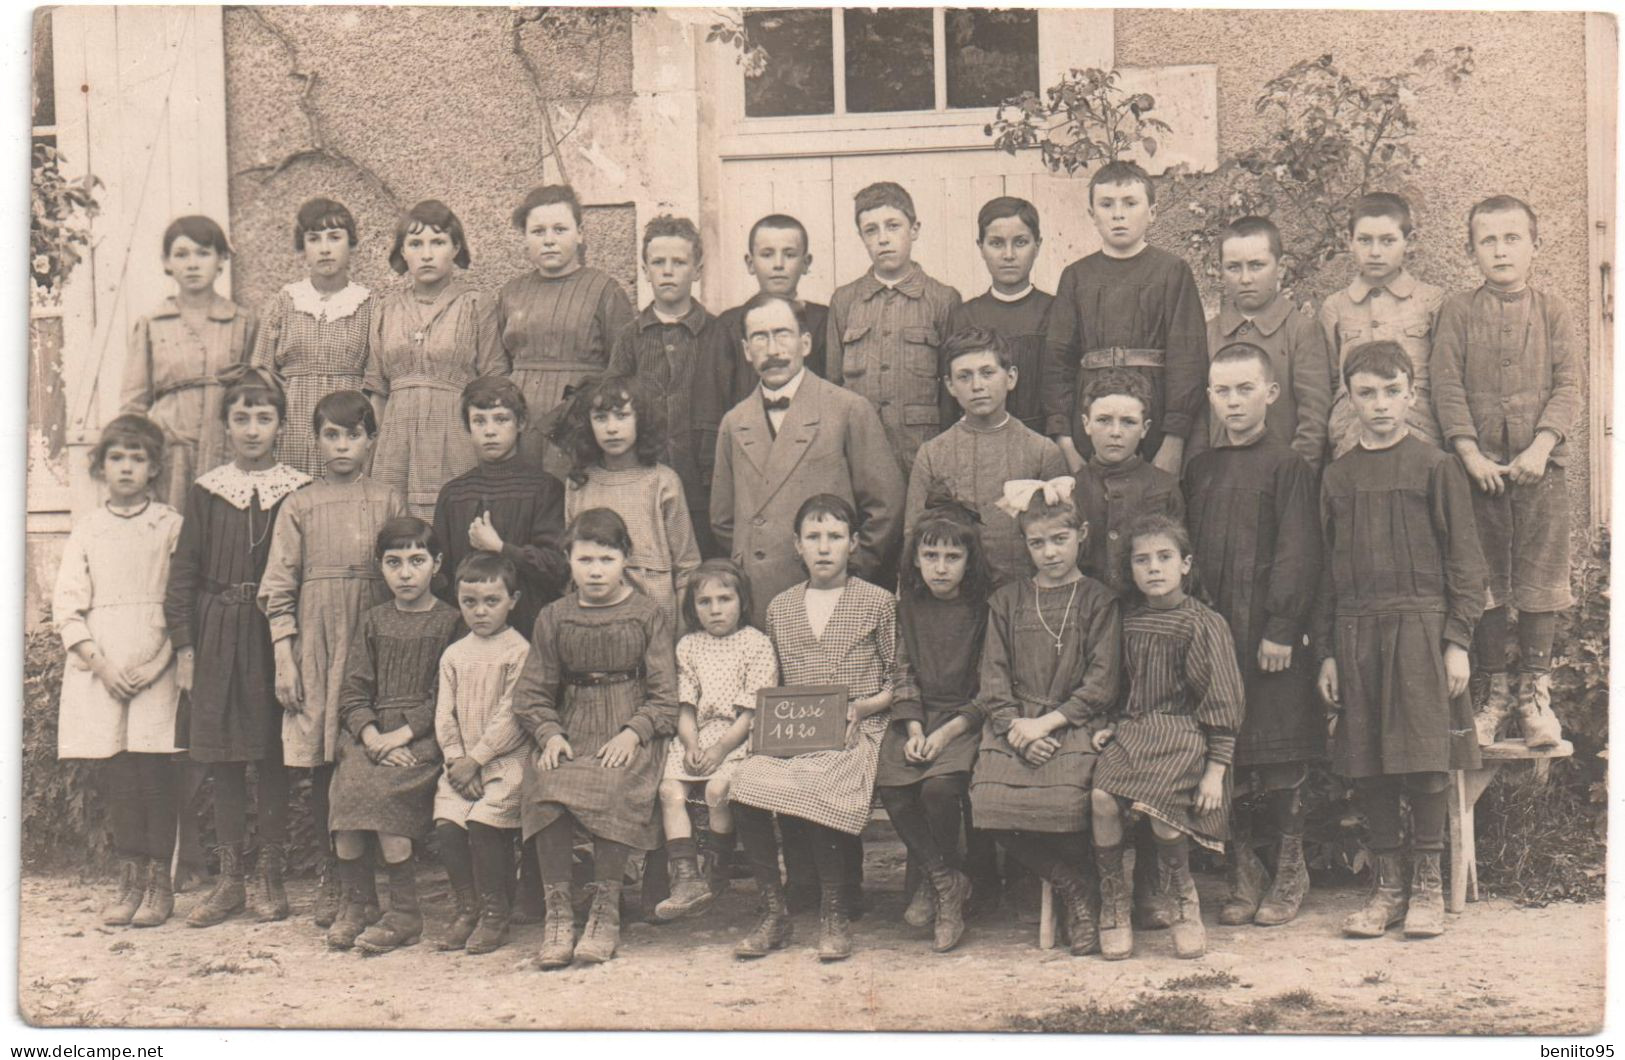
<box><xmin>763</xmin><ymin>395</ymin><xmax>792</xmax><ymax>412</ymax></box>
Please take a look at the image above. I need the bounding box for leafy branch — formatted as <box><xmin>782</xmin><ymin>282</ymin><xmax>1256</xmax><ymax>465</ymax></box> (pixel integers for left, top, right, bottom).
<box><xmin>509</xmin><ymin>8</ymin><xmax>625</xmax><ymax>185</ymax></box>
<box><xmin>986</xmin><ymin>67</ymin><xmax>1172</xmax><ymax>174</ymax></box>
<box><xmin>707</xmin><ymin>10</ymin><xmax>769</xmax><ymax>79</ymax></box>
<box><xmin>30</xmin><ymin>143</ymin><xmax>101</xmax><ymax>302</ymax></box>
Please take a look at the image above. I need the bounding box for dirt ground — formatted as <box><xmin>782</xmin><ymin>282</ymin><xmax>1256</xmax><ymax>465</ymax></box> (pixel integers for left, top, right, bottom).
<box><xmin>18</xmin><ymin>839</ymin><xmax>1605</xmax><ymax>1034</ymax></box>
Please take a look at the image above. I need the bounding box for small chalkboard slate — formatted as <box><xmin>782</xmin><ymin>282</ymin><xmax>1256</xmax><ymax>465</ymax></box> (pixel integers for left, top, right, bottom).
<box><xmin>750</xmin><ymin>685</ymin><xmax>848</xmax><ymax>757</ymax></box>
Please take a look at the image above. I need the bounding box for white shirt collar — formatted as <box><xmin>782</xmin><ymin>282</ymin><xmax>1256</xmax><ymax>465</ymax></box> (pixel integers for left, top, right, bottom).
<box><xmin>989</xmin><ymin>283</ymin><xmax>1034</xmax><ymax>303</ymax></box>
<box><xmin>761</xmin><ymin>367</ymin><xmax>807</xmax><ymax>401</ymax></box>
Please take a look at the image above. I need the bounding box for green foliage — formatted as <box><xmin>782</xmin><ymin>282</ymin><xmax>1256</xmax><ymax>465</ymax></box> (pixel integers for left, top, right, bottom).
<box><xmin>30</xmin><ymin>143</ymin><xmax>100</xmax><ymax>301</ymax></box>
<box><xmin>1168</xmin><ymin>47</ymin><xmax>1474</xmax><ymax>298</ymax></box>
<box><xmin>987</xmin><ymin>67</ymin><xmax>1172</xmax><ymax>174</ymax></box>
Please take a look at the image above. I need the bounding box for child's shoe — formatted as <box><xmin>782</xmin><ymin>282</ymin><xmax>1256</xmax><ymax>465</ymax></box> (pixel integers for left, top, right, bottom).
<box><xmin>655</xmin><ymin>839</ymin><xmax>715</xmax><ymax>921</ymax></box>
<box><xmin>734</xmin><ymin>883</ymin><xmax>793</xmax><ymax>958</ymax></box>
<box><xmin>1132</xmin><ymin>828</ymin><xmax>1174</xmax><ymax>930</ymax></box>
<box><xmin>902</xmin><ymin>882</ymin><xmax>935</xmax><ymax>928</ymax></box>
<box><xmin>1094</xmin><ymin>843</ymin><xmax>1133</xmax><ymax>961</ymax></box>
<box><xmin>700</xmin><ymin>829</ymin><xmax>734</xmax><ymax>898</ymax></box>
<box><xmin>1475</xmin><ymin>672</ymin><xmax>1517</xmax><ymax>746</ymax></box>
<box><xmin>538</xmin><ymin>882</ymin><xmax>577</xmax><ymax>969</ymax></box>
<box><xmin>1218</xmin><ymin>841</ymin><xmax>1270</xmax><ymax>926</ymax></box>
<box><xmin>434</xmin><ymin>879</ymin><xmax>480</xmax><ymax>951</ymax></box>
<box><xmin>250</xmin><ymin>843</ymin><xmax>290</xmax><ymax>922</ymax></box>
<box><xmin>1402</xmin><ymin>851</ymin><xmax>1445</xmax><ymax>939</ymax></box>
<box><xmin>927</xmin><ymin>866</ymin><xmax>972</xmax><ymax>953</ymax></box>
<box><xmin>356</xmin><ymin>858</ymin><xmax>423</xmax><ymax>953</ymax></box>
<box><xmin>1254</xmin><ymin>833</ymin><xmax>1310</xmax><ymax>926</ymax></box>
<box><xmin>1159</xmin><ymin>838</ymin><xmax>1206</xmax><ymax>959</ymax></box>
<box><xmin>816</xmin><ymin>889</ymin><xmax>852</xmax><ymax>962</ymax></box>
<box><xmin>575</xmin><ymin>881</ymin><xmax>623</xmax><ymax>964</ymax></box>
<box><xmin>312</xmin><ymin>853</ymin><xmax>342</xmax><ymax>928</ymax></box>
<box><xmin>1341</xmin><ymin>851</ymin><xmax>1408</xmax><ymax>938</ymax></box>
<box><xmin>103</xmin><ymin>857</ymin><xmax>147</xmax><ymax>926</ymax></box>
<box><xmin>1051</xmin><ymin>864</ymin><xmax>1100</xmax><ymax>957</ymax></box>
<box><xmin>130</xmin><ymin>858</ymin><xmax>174</xmax><ymax>928</ymax></box>
<box><xmin>1515</xmin><ymin>671</ymin><xmax>1563</xmax><ymax>750</ymax></box>
<box><xmin>464</xmin><ymin>890</ymin><xmax>512</xmax><ymax>955</ymax></box>
<box><xmin>326</xmin><ymin>858</ymin><xmax>375</xmax><ymax>950</ymax></box>
<box><xmin>187</xmin><ymin>845</ymin><xmax>246</xmax><ymax>928</ymax></box>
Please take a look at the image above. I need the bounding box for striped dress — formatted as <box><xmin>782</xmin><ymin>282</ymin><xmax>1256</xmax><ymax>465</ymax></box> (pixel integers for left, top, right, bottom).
<box><xmin>492</xmin><ymin>267</ymin><xmax>635</xmax><ymax>478</ymax></box>
<box><xmin>729</xmin><ymin>578</ymin><xmax>897</xmax><ymax>836</ymax></box>
<box><xmin>968</xmin><ymin>576</ymin><xmax>1121</xmax><ymax>832</ymax></box>
<box><xmin>433</xmin><ymin>626</ymin><xmax>531</xmax><ymax>830</ymax></box>
<box><xmin>366</xmin><ymin>279</ymin><xmax>508</xmax><ymax>518</ymax></box>
<box><xmin>563</xmin><ymin>463</ymin><xmax>701</xmax><ymax>630</ymax></box>
<box><xmin>330</xmin><ymin>599</ymin><xmax>463</xmax><ymax>838</ymax></box>
<box><xmin>512</xmin><ymin>591</ymin><xmax>680</xmax><ymax>849</ymax></box>
<box><xmin>1092</xmin><ymin>596</ymin><xmax>1246</xmax><ymax>851</ymax></box>
<box><xmin>252</xmin><ymin>280</ymin><xmax>375</xmax><ymax>478</ymax></box>
<box><xmin>257</xmin><ymin>476</ymin><xmax>404</xmax><ymax>767</ymax></box>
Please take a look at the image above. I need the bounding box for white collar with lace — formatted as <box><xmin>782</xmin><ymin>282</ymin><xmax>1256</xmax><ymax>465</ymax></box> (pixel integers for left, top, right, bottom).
<box><xmin>286</xmin><ymin>278</ymin><xmax>371</xmax><ymax>323</ymax></box>
<box><xmin>195</xmin><ymin>463</ymin><xmax>311</xmax><ymax>511</ymax></box>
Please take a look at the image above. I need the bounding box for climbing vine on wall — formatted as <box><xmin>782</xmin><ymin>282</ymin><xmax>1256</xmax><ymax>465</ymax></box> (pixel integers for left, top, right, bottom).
<box><xmin>30</xmin><ymin>142</ymin><xmax>100</xmax><ymax>301</ymax></box>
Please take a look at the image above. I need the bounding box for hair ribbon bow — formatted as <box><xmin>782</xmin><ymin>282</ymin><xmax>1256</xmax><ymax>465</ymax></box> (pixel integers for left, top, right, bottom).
<box><xmin>994</xmin><ymin>476</ymin><xmax>1077</xmax><ymax>519</ymax></box>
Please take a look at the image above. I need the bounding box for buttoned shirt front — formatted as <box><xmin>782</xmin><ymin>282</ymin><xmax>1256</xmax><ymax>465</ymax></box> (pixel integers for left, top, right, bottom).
<box><xmin>1319</xmin><ymin>269</ymin><xmax>1445</xmax><ymax>457</ymax></box>
<box><xmin>1195</xmin><ymin>294</ymin><xmax>1332</xmax><ymax>470</ymax></box>
<box><xmin>608</xmin><ymin>301</ymin><xmax>712</xmax><ymax>505</ymax></box>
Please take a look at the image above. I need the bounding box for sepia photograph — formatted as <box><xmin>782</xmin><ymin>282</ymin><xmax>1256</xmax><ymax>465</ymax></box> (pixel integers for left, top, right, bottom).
<box><xmin>14</xmin><ymin>1</ymin><xmax>1616</xmax><ymax>1039</ymax></box>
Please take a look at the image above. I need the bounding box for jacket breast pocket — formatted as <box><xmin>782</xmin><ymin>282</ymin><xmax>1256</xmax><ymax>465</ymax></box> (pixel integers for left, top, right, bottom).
<box><xmin>901</xmin><ymin>325</ymin><xmax>941</xmax><ymax>378</ymax></box>
<box><xmin>841</xmin><ymin>324</ymin><xmax>873</xmax><ymax>378</ymax></box>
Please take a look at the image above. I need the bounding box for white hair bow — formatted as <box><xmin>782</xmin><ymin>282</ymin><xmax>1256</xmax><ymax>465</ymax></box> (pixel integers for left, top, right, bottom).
<box><xmin>994</xmin><ymin>476</ymin><xmax>1077</xmax><ymax>519</ymax></box>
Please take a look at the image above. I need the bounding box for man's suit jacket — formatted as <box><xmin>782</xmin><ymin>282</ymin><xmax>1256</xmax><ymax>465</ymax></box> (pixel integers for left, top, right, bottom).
<box><xmin>710</xmin><ymin>372</ymin><xmax>905</xmax><ymax>627</ymax></box>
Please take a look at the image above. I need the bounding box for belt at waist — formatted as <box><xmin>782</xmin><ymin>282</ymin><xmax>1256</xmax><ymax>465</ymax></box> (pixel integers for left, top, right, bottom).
<box><xmin>87</xmin><ymin>594</ymin><xmax>168</xmax><ymax>608</ymax></box>
<box><xmin>280</xmin><ymin>367</ymin><xmax>363</xmax><ymax>380</ymax></box>
<box><xmin>202</xmin><ymin>579</ymin><xmax>259</xmax><ymax>605</ymax></box>
<box><xmin>153</xmin><ymin>376</ymin><xmax>221</xmax><ymax>401</ymax></box>
<box><xmin>1081</xmin><ymin>347</ymin><xmax>1166</xmax><ymax>370</ymax></box>
<box><xmin>562</xmin><ymin>667</ymin><xmax>644</xmax><ymax>688</ymax></box>
<box><xmin>510</xmin><ymin>360</ymin><xmax>605</xmax><ymax>374</ymax></box>
<box><xmin>302</xmin><ymin>566</ymin><xmax>384</xmax><ymax>582</ymax></box>
<box><xmin>389</xmin><ymin>375</ymin><xmax>467</xmax><ymax>395</ymax></box>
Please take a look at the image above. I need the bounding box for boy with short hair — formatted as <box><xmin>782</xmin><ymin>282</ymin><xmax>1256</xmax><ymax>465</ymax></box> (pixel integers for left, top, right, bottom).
<box><xmin>1074</xmin><ymin>369</ymin><xmax>1185</xmax><ymax>597</ymax></box>
<box><xmin>1320</xmin><ymin>192</ymin><xmax>1446</xmax><ymax>458</ymax></box>
<box><xmin>432</xmin><ymin>551</ymin><xmax>533</xmax><ymax>955</ymax></box>
<box><xmin>1315</xmin><ymin>340</ymin><xmax>1486</xmax><ymax>941</ymax></box>
<box><xmin>1043</xmin><ymin>160</ymin><xmax>1207</xmax><ymax>477</ymax></box>
<box><xmin>905</xmin><ymin>327</ymin><xmax>1067</xmax><ymax>584</ymax></box>
<box><xmin>692</xmin><ymin>214</ymin><xmax>830</xmax><ymax>556</ymax></box>
<box><xmin>1190</xmin><ymin>216</ymin><xmax>1332</xmax><ymax>470</ymax></box>
<box><xmin>827</xmin><ymin>181</ymin><xmax>962</xmax><ymax>473</ymax></box>
<box><xmin>948</xmin><ymin>197</ymin><xmax>1053</xmax><ymax>436</ymax></box>
<box><xmin>609</xmin><ymin>214</ymin><xmax>716</xmax><ymax>555</ymax></box>
<box><xmin>1431</xmin><ymin>195</ymin><xmax>1582</xmax><ymax>749</ymax></box>
<box><xmin>432</xmin><ymin>376</ymin><xmax>569</xmax><ymax>642</ymax></box>
<box><xmin>1184</xmin><ymin>343</ymin><xmax>1323</xmax><ymax>927</ymax></box>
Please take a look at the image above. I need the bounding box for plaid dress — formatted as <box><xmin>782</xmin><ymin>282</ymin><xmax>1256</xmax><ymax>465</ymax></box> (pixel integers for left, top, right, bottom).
<box><xmin>365</xmin><ymin>279</ymin><xmax>508</xmax><ymax>518</ymax></box>
<box><xmin>513</xmin><ymin>591</ymin><xmax>680</xmax><ymax>849</ymax></box>
<box><xmin>729</xmin><ymin>578</ymin><xmax>898</xmax><ymax>835</ymax></box>
<box><xmin>252</xmin><ymin>280</ymin><xmax>375</xmax><ymax>478</ymax></box>
<box><xmin>1093</xmin><ymin>596</ymin><xmax>1246</xmax><ymax>851</ymax></box>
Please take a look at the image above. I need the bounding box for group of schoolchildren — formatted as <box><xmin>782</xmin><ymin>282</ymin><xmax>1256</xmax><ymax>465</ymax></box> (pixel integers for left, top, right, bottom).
<box><xmin>54</xmin><ymin>158</ymin><xmax>1581</xmax><ymax>973</ymax></box>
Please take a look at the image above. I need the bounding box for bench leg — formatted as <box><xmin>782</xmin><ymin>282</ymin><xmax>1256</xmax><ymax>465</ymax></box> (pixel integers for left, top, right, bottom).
<box><xmin>1448</xmin><ymin>772</ymin><xmax>1469</xmax><ymax>914</ymax></box>
<box><xmin>1039</xmin><ymin>880</ymin><xmax>1056</xmax><ymax>950</ymax></box>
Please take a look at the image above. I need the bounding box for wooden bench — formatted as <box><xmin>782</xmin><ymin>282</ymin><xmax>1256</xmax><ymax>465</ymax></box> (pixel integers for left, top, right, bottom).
<box><xmin>1447</xmin><ymin>737</ymin><xmax>1575</xmax><ymax>913</ymax></box>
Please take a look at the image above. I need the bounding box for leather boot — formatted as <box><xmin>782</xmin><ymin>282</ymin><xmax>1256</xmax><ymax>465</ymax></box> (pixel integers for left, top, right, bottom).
<box><xmin>1341</xmin><ymin>851</ymin><xmax>1409</xmax><ymax>938</ymax></box>
<box><xmin>326</xmin><ymin>858</ymin><xmax>371</xmax><ymax>950</ymax></box>
<box><xmin>1219</xmin><ymin>841</ymin><xmax>1271</xmax><ymax>926</ymax></box>
<box><xmin>1159</xmin><ymin>838</ymin><xmax>1205</xmax><ymax>959</ymax></box>
<box><xmin>1094</xmin><ymin>843</ymin><xmax>1133</xmax><ymax>960</ymax></box>
<box><xmin>700</xmin><ymin>829</ymin><xmax>733</xmax><ymax>898</ymax></box>
<box><xmin>1403</xmin><ymin>850</ymin><xmax>1445</xmax><ymax>939</ymax></box>
<box><xmin>575</xmin><ymin>881</ymin><xmax>624</xmax><ymax>964</ymax></box>
<box><xmin>187</xmin><ymin>845</ymin><xmax>246</xmax><ymax>928</ymax></box>
<box><xmin>1475</xmin><ymin>672</ymin><xmax>1516</xmax><ymax>746</ymax></box>
<box><xmin>927</xmin><ymin>865</ymin><xmax>971</xmax><ymax>953</ymax></box>
<box><xmin>1051</xmin><ymin>863</ymin><xmax>1100</xmax><ymax>957</ymax></box>
<box><xmin>103</xmin><ymin>857</ymin><xmax>146</xmax><ymax>926</ymax></box>
<box><xmin>1516</xmin><ymin>670</ymin><xmax>1563</xmax><ymax>750</ymax></box>
<box><xmin>250</xmin><ymin>843</ymin><xmax>289</xmax><ymax>922</ymax></box>
<box><xmin>1254</xmin><ymin>833</ymin><xmax>1310</xmax><ymax>926</ymax></box>
<box><xmin>312</xmin><ymin>853</ymin><xmax>341</xmax><ymax>928</ymax></box>
<box><xmin>464</xmin><ymin>888</ymin><xmax>512</xmax><ymax>955</ymax></box>
<box><xmin>356</xmin><ymin>858</ymin><xmax>423</xmax><ymax>953</ymax></box>
<box><xmin>903</xmin><ymin>881</ymin><xmax>935</xmax><ymax>928</ymax></box>
<box><xmin>434</xmin><ymin>878</ymin><xmax>480</xmax><ymax>951</ymax></box>
<box><xmin>734</xmin><ymin>882</ymin><xmax>793</xmax><ymax>958</ymax></box>
<box><xmin>131</xmin><ymin>858</ymin><xmax>174</xmax><ymax>928</ymax></box>
<box><xmin>538</xmin><ymin>882</ymin><xmax>577</xmax><ymax>969</ymax></box>
<box><xmin>816</xmin><ymin>888</ymin><xmax>852</xmax><ymax>962</ymax></box>
<box><xmin>1132</xmin><ymin>827</ymin><xmax>1174</xmax><ymax>930</ymax></box>
<box><xmin>655</xmin><ymin>853</ymin><xmax>715</xmax><ymax>921</ymax></box>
